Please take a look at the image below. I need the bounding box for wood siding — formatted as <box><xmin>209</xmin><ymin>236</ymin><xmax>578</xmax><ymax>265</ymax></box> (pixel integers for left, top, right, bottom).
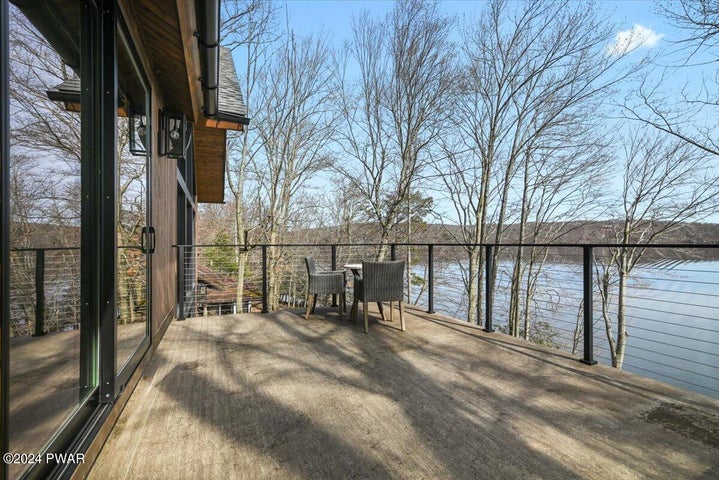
<box><xmin>194</xmin><ymin>125</ymin><xmax>227</xmax><ymax>204</ymax></box>
<box><xmin>150</xmin><ymin>91</ymin><xmax>178</xmax><ymax>334</ymax></box>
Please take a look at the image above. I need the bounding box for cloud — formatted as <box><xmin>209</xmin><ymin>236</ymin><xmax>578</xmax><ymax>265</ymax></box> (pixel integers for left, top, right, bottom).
<box><xmin>605</xmin><ymin>24</ymin><xmax>663</xmax><ymax>56</ymax></box>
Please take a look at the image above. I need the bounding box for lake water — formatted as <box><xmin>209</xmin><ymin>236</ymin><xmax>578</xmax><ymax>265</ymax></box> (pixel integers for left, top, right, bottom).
<box><xmin>415</xmin><ymin>260</ymin><xmax>719</xmax><ymax>399</ymax></box>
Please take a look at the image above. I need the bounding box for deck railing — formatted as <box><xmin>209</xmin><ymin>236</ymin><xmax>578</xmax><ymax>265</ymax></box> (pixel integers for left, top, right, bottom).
<box><xmin>9</xmin><ymin>245</ymin><xmax>146</xmax><ymax>337</ymax></box>
<box><xmin>176</xmin><ymin>242</ymin><xmax>719</xmax><ymax>399</ymax></box>
<box><xmin>10</xmin><ymin>243</ymin><xmax>717</xmax><ymax>398</ymax></box>
<box><xmin>9</xmin><ymin>247</ymin><xmax>81</xmax><ymax>337</ymax></box>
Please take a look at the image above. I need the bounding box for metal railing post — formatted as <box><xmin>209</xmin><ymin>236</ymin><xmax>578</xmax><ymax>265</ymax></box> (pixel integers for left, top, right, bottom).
<box><xmin>33</xmin><ymin>249</ymin><xmax>46</xmax><ymax>336</ymax></box>
<box><xmin>390</xmin><ymin>243</ymin><xmax>396</xmax><ymax>261</ymax></box>
<box><xmin>262</xmin><ymin>245</ymin><xmax>269</xmax><ymax>313</ymax></box>
<box><xmin>331</xmin><ymin>244</ymin><xmax>338</xmax><ymax>307</ymax></box>
<box><xmin>581</xmin><ymin>246</ymin><xmax>598</xmax><ymax>365</ymax></box>
<box><xmin>427</xmin><ymin>244</ymin><xmax>435</xmax><ymax>314</ymax></box>
<box><xmin>177</xmin><ymin>245</ymin><xmax>185</xmax><ymax>320</ymax></box>
<box><xmin>484</xmin><ymin>245</ymin><xmax>495</xmax><ymax>333</ymax></box>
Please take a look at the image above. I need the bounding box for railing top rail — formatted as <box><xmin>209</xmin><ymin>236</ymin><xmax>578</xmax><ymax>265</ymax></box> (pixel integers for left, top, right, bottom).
<box><xmin>173</xmin><ymin>242</ymin><xmax>719</xmax><ymax>249</ymax></box>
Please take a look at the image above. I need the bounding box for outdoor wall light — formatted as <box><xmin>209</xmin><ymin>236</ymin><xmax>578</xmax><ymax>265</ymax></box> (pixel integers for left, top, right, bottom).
<box><xmin>129</xmin><ymin>110</ymin><xmax>148</xmax><ymax>155</ymax></box>
<box><xmin>160</xmin><ymin>109</ymin><xmax>187</xmax><ymax>158</ymax></box>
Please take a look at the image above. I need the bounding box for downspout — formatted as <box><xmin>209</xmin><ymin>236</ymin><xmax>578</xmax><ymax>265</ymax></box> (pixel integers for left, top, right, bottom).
<box><xmin>196</xmin><ymin>0</ymin><xmax>220</xmax><ymax>118</ymax></box>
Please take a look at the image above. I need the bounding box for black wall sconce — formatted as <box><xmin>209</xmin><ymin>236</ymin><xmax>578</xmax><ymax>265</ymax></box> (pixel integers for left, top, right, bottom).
<box><xmin>129</xmin><ymin>110</ymin><xmax>148</xmax><ymax>155</ymax></box>
<box><xmin>160</xmin><ymin>109</ymin><xmax>187</xmax><ymax>158</ymax></box>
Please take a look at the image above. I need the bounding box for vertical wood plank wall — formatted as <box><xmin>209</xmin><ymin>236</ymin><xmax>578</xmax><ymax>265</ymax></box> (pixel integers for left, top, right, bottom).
<box><xmin>150</xmin><ymin>94</ymin><xmax>178</xmax><ymax>334</ymax></box>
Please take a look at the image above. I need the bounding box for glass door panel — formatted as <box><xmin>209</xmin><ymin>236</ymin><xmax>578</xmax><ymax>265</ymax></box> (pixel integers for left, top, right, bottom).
<box><xmin>116</xmin><ymin>23</ymin><xmax>150</xmax><ymax>375</ymax></box>
<box><xmin>7</xmin><ymin>3</ymin><xmax>93</xmax><ymax>478</ymax></box>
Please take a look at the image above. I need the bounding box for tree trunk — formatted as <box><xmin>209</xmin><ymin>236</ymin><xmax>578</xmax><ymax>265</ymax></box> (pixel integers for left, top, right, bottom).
<box><xmin>377</xmin><ymin>226</ymin><xmax>392</xmax><ymax>261</ymax></box>
<box><xmin>509</xmin><ymin>256</ymin><xmax>522</xmax><ymax>336</ymax></box>
<box><xmin>615</xmin><ymin>261</ymin><xmax>629</xmax><ymax>368</ymax></box>
<box><xmin>406</xmin><ymin>198</ymin><xmax>412</xmax><ymax>303</ymax></box>
<box><xmin>598</xmin><ymin>265</ymin><xmax>618</xmax><ymax>366</ymax></box>
<box><xmin>467</xmin><ymin>247</ymin><xmax>480</xmax><ymax>324</ymax></box>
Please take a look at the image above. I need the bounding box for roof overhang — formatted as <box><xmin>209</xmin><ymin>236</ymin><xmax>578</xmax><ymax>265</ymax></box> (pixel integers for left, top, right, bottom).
<box><xmin>16</xmin><ymin>0</ymin><xmax>249</xmax><ymax>204</ymax></box>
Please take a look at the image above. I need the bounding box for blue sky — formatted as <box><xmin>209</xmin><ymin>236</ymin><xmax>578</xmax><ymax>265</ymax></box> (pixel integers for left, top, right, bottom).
<box><xmin>281</xmin><ymin>0</ymin><xmax>672</xmax><ymax>47</ymax></box>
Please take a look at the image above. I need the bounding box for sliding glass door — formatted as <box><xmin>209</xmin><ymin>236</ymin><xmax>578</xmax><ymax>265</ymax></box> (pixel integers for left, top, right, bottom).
<box><xmin>115</xmin><ymin>18</ymin><xmax>151</xmax><ymax>388</ymax></box>
<box><xmin>3</xmin><ymin>2</ymin><xmax>152</xmax><ymax>477</ymax></box>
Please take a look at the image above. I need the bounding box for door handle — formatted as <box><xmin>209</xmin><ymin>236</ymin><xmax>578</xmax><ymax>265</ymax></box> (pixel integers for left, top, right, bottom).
<box><xmin>141</xmin><ymin>226</ymin><xmax>155</xmax><ymax>254</ymax></box>
<box><xmin>149</xmin><ymin>226</ymin><xmax>156</xmax><ymax>254</ymax></box>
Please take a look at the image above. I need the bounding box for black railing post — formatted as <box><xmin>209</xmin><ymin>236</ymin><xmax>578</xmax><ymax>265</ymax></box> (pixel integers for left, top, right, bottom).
<box><xmin>33</xmin><ymin>249</ymin><xmax>46</xmax><ymax>336</ymax></box>
<box><xmin>177</xmin><ymin>245</ymin><xmax>185</xmax><ymax>320</ymax></box>
<box><xmin>484</xmin><ymin>245</ymin><xmax>495</xmax><ymax>333</ymax></box>
<box><xmin>427</xmin><ymin>244</ymin><xmax>435</xmax><ymax>314</ymax></box>
<box><xmin>581</xmin><ymin>246</ymin><xmax>598</xmax><ymax>365</ymax></box>
<box><xmin>331</xmin><ymin>244</ymin><xmax>338</xmax><ymax>307</ymax></box>
<box><xmin>262</xmin><ymin>244</ymin><xmax>269</xmax><ymax>313</ymax></box>
<box><xmin>390</xmin><ymin>243</ymin><xmax>396</xmax><ymax>261</ymax></box>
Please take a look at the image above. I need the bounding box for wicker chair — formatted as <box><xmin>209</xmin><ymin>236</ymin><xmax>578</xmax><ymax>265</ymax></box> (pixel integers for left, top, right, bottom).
<box><xmin>351</xmin><ymin>260</ymin><xmax>405</xmax><ymax>334</ymax></box>
<box><xmin>304</xmin><ymin>257</ymin><xmax>346</xmax><ymax>320</ymax></box>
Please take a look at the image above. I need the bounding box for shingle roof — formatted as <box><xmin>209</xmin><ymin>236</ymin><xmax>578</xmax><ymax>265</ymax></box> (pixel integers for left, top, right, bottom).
<box><xmin>217</xmin><ymin>46</ymin><xmax>249</xmax><ymax>125</ymax></box>
<box><xmin>46</xmin><ymin>77</ymin><xmax>81</xmax><ymax>104</ymax></box>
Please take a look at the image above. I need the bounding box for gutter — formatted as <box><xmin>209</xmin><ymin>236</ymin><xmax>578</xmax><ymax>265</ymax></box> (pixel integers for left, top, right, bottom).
<box><xmin>195</xmin><ymin>0</ymin><xmax>220</xmax><ymax>118</ymax></box>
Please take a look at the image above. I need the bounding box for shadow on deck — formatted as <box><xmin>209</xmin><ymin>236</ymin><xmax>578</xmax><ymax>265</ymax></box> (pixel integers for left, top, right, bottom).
<box><xmin>88</xmin><ymin>306</ymin><xmax>719</xmax><ymax>479</ymax></box>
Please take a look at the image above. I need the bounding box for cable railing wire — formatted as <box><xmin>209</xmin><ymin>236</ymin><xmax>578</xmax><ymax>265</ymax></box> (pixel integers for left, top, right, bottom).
<box><xmin>623</xmin><ymin>313</ymin><xmax>718</xmax><ymax>333</ymax></box>
<box><xmin>168</xmin><ymin>242</ymin><xmax>719</xmax><ymax>399</ymax></box>
<box><xmin>624</xmin><ymin>347</ymin><xmax>719</xmax><ymax>374</ymax></box>
<box><xmin>622</xmin><ymin>324</ymin><xmax>719</xmax><ymax>347</ymax></box>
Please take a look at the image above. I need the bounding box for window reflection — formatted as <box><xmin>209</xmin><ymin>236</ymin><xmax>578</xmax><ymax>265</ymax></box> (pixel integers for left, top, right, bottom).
<box><xmin>116</xmin><ymin>23</ymin><xmax>150</xmax><ymax>373</ymax></box>
<box><xmin>7</xmin><ymin>3</ymin><xmax>87</xmax><ymax>479</ymax></box>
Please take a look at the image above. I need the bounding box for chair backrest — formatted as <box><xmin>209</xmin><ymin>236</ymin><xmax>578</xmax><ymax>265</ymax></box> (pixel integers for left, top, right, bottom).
<box><xmin>361</xmin><ymin>260</ymin><xmax>404</xmax><ymax>302</ymax></box>
<box><xmin>305</xmin><ymin>257</ymin><xmax>317</xmax><ymax>275</ymax></box>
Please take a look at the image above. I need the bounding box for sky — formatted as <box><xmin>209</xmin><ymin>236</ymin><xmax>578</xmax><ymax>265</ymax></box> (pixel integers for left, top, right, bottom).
<box><xmin>231</xmin><ymin>1</ymin><xmax>718</xmax><ymax>223</ymax></box>
<box><xmin>281</xmin><ymin>0</ymin><xmax>671</xmax><ymax>47</ymax></box>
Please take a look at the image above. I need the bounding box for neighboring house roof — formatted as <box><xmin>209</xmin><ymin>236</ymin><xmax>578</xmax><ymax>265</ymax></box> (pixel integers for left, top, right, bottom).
<box><xmin>196</xmin><ymin>265</ymin><xmax>261</xmax><ymax>305</ymax></box>
<box><xmin>45</xmin><ymin>77</ymin><xmax>81</xmax><ymax>111</ymax></box>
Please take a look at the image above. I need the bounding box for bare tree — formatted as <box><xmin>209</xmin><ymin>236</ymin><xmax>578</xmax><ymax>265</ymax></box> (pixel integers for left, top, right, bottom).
<box><xmin>508</xmin><ymin>130</ymin><xmax>612</xmax><ymax>339</ymax></box>
<box><xmin>335</xmin><ymin>0</ymin><xmax>454</xmax><ymax>278</ymax></box>
<box><xmin>661</xmin><ymin>0</ymin><xmax>719</xmax><ymax>54</ymax></box>
<box><xmin>595</xmin><ymin>129</ymin><xmax>719</xmax><ymax>368</ymax></box>
<box><xmin>437</xmin><ymin>0</ymin><xmax>643</xmax><ymax>324</ymax></box>
<box><xmin>116</xmin><ymin>121</ymin><xmax>147</xmax><ymax>325</ymax></box>
<box><xmin>624</xmin><ymin>0</ymin><xmax>719</xmax><ymax>156</ymax></box>
<box><xmin>8</xmin><ymin>7</ymin><xmax>80</xmax><ymax>164</ymax></box>
<box><xmin>8</xmin><ymin>6</ymin><xmax>84</xmax><ymax>335</ymax></box>
<box><xmin>252</xmin><ymin>31</ymin><xmax>338</xmax><ymax>309</ymax></box>
<box><xmin>222</xmin><ymin>0</ymin><xmax>278</xmax><ymax>309</ymax></box>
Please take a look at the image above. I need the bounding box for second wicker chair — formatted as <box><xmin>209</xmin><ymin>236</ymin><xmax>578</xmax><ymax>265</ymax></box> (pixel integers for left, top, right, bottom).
<box><xmin>304</xmin><ymin>257</ymin><xmax>346</xmax><ymax>320</ymax></box>
<box><xmin>351</xmin><ymin>260</ymin><xmax>405</xmax><ymax>334</ymax></box>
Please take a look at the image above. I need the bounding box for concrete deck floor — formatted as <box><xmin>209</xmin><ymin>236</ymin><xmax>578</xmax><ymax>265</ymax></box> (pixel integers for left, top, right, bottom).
<box><xmin>89</xmin><ymin>306</ymin><xmax>719</xmax><ymax>479</ymax></box>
